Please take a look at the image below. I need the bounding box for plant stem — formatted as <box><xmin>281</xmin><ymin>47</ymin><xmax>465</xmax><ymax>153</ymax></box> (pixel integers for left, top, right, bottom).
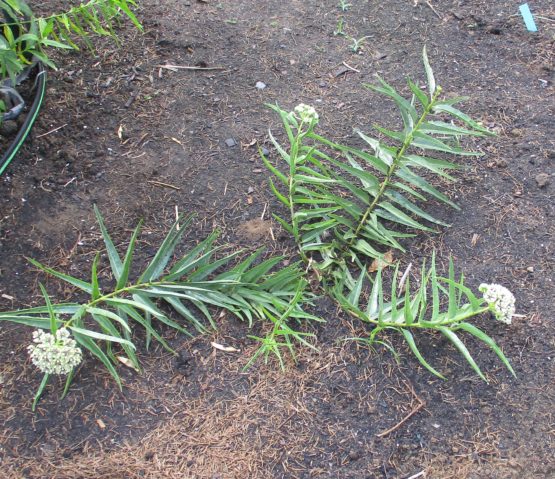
<box><xmin>350</xmin><ymin>87</ymin><xmax>443</xmax><ymax>242</ymax></box>
<box><xmin>347</xmin><ymin>303</ymin><xmax>490</xmax><ymax>329</ymax></box>
<box><xmin>289</xmin><ymin>122</ymin><xmax>309</xmax><ymax>263</ymax></box>
<box><xmin>61</xmin><ymin>279</ymin><xmax>220</xmax><ymax>327</ymax></box>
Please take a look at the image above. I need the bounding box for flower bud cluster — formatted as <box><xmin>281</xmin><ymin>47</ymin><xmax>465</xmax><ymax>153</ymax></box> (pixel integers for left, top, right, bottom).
<box><xmin>28</xmin><ymin>328</ymin><xmax>83</xmax><ymax>375</ymax></box>
<box><xmin>479</xmin><ymin>283</ymin><xmax>515</xmax><ymax>325</ymax></box>
<box><xmin>293</xmin><ymin>104</ymin><xmax>319</xmax><ymax>124</ymax></box>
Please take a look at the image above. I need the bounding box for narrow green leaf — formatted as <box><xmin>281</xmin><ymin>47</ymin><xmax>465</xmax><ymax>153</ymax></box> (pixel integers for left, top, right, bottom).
<box><xmin>408</xmin><ymin>78</ymin><xmax>429</xmax><ymax>108</ymax></box>
<box><xmin>164</xmin><ymin>296</ymin><xmax>205</xmax><ymax>333</ymax></box>
<box><xmin>94</xmin><ymin>205</ymin><xmax>123</xmax><ymax>281</ymax></box>
<box><xmin>447</xmin><ymin>258</ymin><xmax>457</xmax><ymax>317</ymax></box>
<box><xmin>139</xmin><ymin>215</ymin><xmax>192</xmax><ymax>282</ymax></box>
<box><xmin>347</xmin><ymin>270</ymin><xmax>365</xmax><ymax>307</ymax></box>
<box><xmin>402</xmin><ymin>154</ymin><xmax>460</xmax><ymax>179</ymax></box>
<box><xmin>117</xmin><ymin>304</ymin><xmax>174</xmax><ymax>353</ymax></box>
<box><xmin>268</xmin><ymin>129</ymin><xmax>291</xmax><ymax>165</ymax></box>
<box><xmin>352</xmin><ymin>238</ymin><xmax>383</xmax><ymax>260</ymax></box>
<box><xmin>432</xmin><ymin>104</ymin><xmax>493</xmax><ymax>135</ymax></box>
<box><xmin>403</xmin><ymin>276</ymin><xmax>415</xmax><ymax>325</ymax></box>
<box><xmin>422</xmin><ymin>46</ymin><xmax>436</xmax><ymax>98</ymax></box>
<box><xmin>166</xmin><ymin>231</ymin><xmax>221</xmax><ymax>280</ymax></box>
<box><xmin>439</xmin><ymin>327</ymin><xmax>486</xmax><ymax>381</ymax></box>
<box><xmin>61</xmin><ymin>369</ymin><xmax>75</xmax><ymax>399</ymax></box>
<box><xmin>385</xmin><ymin>191</ymin><xmax>448</xmax><ymax>226</ymax></box>
<box><xmin>32</xmin><ymin>374</ymin><xmax>50</xmax><ymax>411</ymax></box>
<box><xmin>420</xmin><ymin>120</ymin><xmax>486</xmax><ymax>137</ymax></box>
<box><xmin>117</xmin><ymin>220</ymin><xmax>143</xmax><ymax>290</ymax></box>
<box><xmin>117</xmin><ymin>0</ymin><xmax>143</xmax><ymax>30</ymax></box>
<box><xmin>365</xmin><ymin>78</ymin><xmax>417</xmax><ymax>130</ymax></box>
<box><xmin>412</xmin><ymin>131</ymin><xmax>480</xmax><ymax>156</ymax></box>
<box><xmin>273</xmin><ymin>214</ymin><xmax>294</xmax><ymax>234</ymax></box>
<box><xmin>261</xmin><ymin>152</ymin><xmax>288</xmax><ymax>185</ymax></box>
<box><xmin>430</xmin><ymin>253</ymin><xmax>440</xmax><ymax>321</ymax></box>
<box><xmin>376</xmin><ymin>202</ymin><xmax>434</xmax><ymax>232</ymax></box>
<box><xmin>401</xmin><ymin>329</ymin><xmax>446</xmax><ymax>379</ymax></box>
<box><xmin>86</xmin><ymin>307</ymin><xmax>131</xmax><ymax>332</ymax></box>
<box><xmin>27</xmin><ymin>257</ymin><xmax>93</xmax><ymax>294</ymax></box>
<box><xmin>269</xmin><ymin>178</ymin><xmax>290</xmax><ymax>207</ymax></box>
<box><xmin>69</xmin><ymin>326</ymin><xmax>136</xmax><ymax>349</ymax></box>
<box><xmin>38</xmin><ymin>283</ymin><xmax>57</xmax><ymax>334</ymax></box>
<box><xmin>91</xmin><ymin>253</ymin><xmax>101</xmax><ymax>301</ymax></box>
<box><xmin>128</xmin><ymin>294</ymin><xmax>192</xmax><ymax>336</ymax></box>
<box><xmin>73</xmin><ymin>332</ymin><xmax>122</xmax><ymax>389</ymax></box>
<box><xmin>396</xmin><ymin>166</ymin><xmax>459</xmax><ymax>210</ymax></box>
<box><xmin>456</xmin><ymin>322</ymin><xmax>516</xmax><ymax>377</ymax></box>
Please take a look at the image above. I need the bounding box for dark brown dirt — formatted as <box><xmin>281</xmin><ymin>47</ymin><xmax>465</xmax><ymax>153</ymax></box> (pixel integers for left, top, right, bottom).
<box><xmin>0</xmin><ymin>1</ymin><xmax>554</xmax><ymax>478</ymax></box>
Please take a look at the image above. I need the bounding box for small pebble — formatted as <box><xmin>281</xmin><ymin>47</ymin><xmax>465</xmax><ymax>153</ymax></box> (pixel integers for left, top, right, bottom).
<box><xmin>255</xmin><ymin>81</ymin><xmax>266</xmax><ymax>90</ymax></box>
<box><xmin>509</xmin><ymin>128</ymin><xmax>523</xmax><ymax>137</ymax></box>
<box><xmin>261</xmin><ymin>147</ymin><xmax>270</xmax><ymax>156</ymax></box>
<box><xmin>225</xmin><ymin>138</ymin><xmax>236</xmax><ymax>147</ymax></box>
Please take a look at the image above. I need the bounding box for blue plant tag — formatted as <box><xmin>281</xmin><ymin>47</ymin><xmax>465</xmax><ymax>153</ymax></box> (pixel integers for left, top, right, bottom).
<box><xmin>519</xmin><ymin>3</ymin><xmax>538</xmax><ymax>32</ymax></box>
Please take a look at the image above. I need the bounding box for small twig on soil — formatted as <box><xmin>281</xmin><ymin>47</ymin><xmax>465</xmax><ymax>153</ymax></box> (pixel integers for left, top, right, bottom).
<box><xmin>157</xmin><ymin>64</ymin><xmax>227</xmax><ymax>71</ymax></box>
<box><xmin>426</xmin><ymin>1</ymin><xmax>442</xmax><ymax>19</ymax></box>
<box><xmin>412</xmin><ymin>0</ymin><xmax>442</xmax><ymax>19</ymax></box>
<box><xmin>377</xmin><ymin>381</ymin><xmax>425</xmax><ymax>438</ymax></box>
<box><xmin>342</xmin><ymin>61</ymin><xmax>360</xmax><ymax>73</ymax></box>
<box><xmin>405</xmin><ymin>472</ymin><xmax>425</xmax><ymax>479</ymax></box>
<box><xmin>36</xmin><ymin>123</ymin><xmax>67</xmax><ymax>138</ymax></box>
<box><xmin>147</xmin><ymin>180</ymin><xmax>181</xmax><ymax>191</ymax></box>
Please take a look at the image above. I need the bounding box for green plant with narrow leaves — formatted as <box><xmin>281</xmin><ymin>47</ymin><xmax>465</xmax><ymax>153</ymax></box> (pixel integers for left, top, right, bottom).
<box><xmin>333</xmin><ymin>16</ymin><xmax>345</xmax><ymax>36</ymax></box>
<box><xmin>348</xmin><ymin>35</ymin><xmax>369</xmax><ymax>53</ymax></box>
<box><xmin>1</xmin><ymin>0</ymin><xmax>141</xmax><ymax>83</ymax></box>
<box><xmin>262</xmin><ymin>48</ymin><xmax>516</xmax><ymax>381</ymax></box>
<box><xmin>338</xmin><ymin>0</ymin><xmax>352</xmax><ymax>12</ymax></box>
<box><xmin>245</xmin><ymin>280</ymin><xmax>318</xmax><ymax>371</ymax></box>
<box><xmin>334</xmin><ymin>255</ymin><xmax>515</xmax><ymax>382</ymax></box>
<box><xmin>263</xmin><ymin>48</ymin><xmax>493</xmax><ymax>274</ymax></box>
<box><xmin>0</xmin><ymin>206</ymin><xmax>317</xmax><ymax>409</ymax></box>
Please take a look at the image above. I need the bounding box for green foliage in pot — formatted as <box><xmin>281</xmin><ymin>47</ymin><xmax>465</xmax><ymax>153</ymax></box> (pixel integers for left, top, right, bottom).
<box><xmin>0</xmin><ymin>0</ymin><xmax>141</xmax><ymax>83</ymax></box>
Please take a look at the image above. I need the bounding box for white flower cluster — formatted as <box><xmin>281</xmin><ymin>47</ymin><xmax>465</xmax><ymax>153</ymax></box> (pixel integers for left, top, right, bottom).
<box><xmin>28</xmin><ymin>328</ymin><xmax>83</xmax><ymax>375</ymax></box>
<box><xmin>294</xmin><ymin>103</ymin><xmax>319</xmax><ymax>124</ymax></box>
<box><xmin>479</xmin><ymin>283</ymin><xmax>515</xmax><ymax>325</ymax></box>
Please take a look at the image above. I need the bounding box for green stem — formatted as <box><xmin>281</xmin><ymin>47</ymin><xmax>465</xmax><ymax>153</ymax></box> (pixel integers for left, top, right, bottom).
<box><xmin>348</xmin><ymin>303</ymin><xmax>489</xmax><ymax>329</ymax></box>
<box><xmin>350</xmin><ymin>87</ymin><xmax>443</xmax><ymax>241</ymax></box>
<box><xmin>61</xmin><ymin>279</ymin><xmax>187</xmax><ymax>328</ymax></box>
<box><xmin>288</xmin><ymin>122</ymin><xmax>309</xmax><ymax>263</ymax></box>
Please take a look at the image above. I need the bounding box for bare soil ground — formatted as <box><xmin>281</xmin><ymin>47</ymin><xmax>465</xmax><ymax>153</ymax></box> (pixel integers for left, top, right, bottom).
<box><xmin>0</xmin><ymin>1</ymin><xmax>554</xmax><ymax>478</ymax></box>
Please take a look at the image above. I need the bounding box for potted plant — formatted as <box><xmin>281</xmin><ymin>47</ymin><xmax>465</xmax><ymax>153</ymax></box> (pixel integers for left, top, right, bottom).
<box><xmin>0</xmin><ymin>0</ymin><xmax>141</xmax><ymax>174</ymax></box>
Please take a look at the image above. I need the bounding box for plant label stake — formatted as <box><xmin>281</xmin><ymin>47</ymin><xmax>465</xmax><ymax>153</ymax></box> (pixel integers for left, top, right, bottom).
<box><xmin>519</xmin><ymin>3</ymin><xmax>538</xmax><ymax>32</ymax></box>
